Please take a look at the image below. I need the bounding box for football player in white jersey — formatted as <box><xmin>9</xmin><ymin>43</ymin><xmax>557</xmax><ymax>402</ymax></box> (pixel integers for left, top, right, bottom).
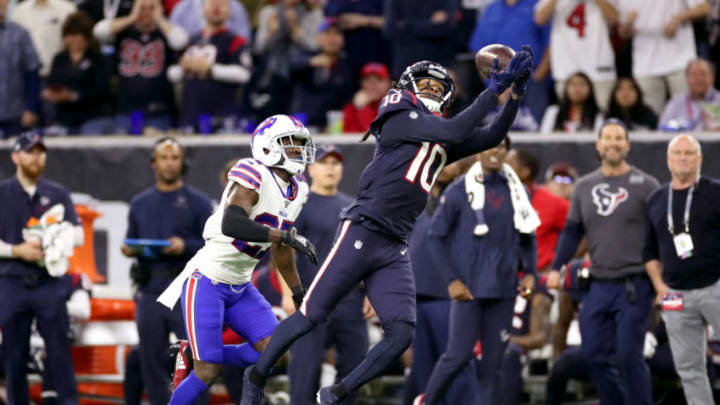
<box><xmin>159</xmin><ymin>114</ymin><xmax>318</xmax><ymax>405</ymax></box>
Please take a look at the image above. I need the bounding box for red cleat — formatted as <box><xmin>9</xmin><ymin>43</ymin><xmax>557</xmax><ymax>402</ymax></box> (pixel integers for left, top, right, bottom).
<box><xmin>171</xmin><ymin>340</ymin><xmax>194</xmax><ymax>390</ymax></box>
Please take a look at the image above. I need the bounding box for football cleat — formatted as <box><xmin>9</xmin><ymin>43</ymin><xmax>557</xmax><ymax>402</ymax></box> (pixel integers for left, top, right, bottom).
<box><xmin>170</xmin><ymin>340</ymin><xmax>193</xmax><ymax>390</ymax></box>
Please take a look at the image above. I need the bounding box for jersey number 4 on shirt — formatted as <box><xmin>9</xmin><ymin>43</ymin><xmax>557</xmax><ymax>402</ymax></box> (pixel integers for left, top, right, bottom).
<box><xmin>566</xmin><ymin>4</ymin><xmax>586</xmax><ymax>37</ymax></box>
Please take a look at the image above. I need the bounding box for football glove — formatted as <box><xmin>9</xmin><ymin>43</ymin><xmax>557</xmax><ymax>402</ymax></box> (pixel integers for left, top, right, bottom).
<box><xmin>511</xmin><ymin>45</ymin><xmax>535</xmax><ymax>98</ymax></box>
<box><xmin>281</xmin><ymin>227</ymin><xmax>318</xmax><ymax>265</ymax></box>
<box><xmin>487</xmin><ymin>49</ymin><xmax>533</xmax><ymax>95</ymax></box>
<box><xmin>291</xmin><ymin>285</ymin><xmax>306</xmax><ymax>310</ymax></box>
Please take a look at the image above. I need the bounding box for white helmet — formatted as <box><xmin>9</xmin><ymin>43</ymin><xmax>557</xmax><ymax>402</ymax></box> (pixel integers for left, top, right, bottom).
<box><xmin>251</xmin><ymin>115</ymin><xmax>316</xmax><ymax>175</ymax></box>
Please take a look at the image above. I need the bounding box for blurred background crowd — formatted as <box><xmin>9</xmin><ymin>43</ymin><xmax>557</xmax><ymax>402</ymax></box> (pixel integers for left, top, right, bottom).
<box><xmin>2</xmin><ymin>0</ymin><xmax>720</xmax><ymax>138</ymax></box>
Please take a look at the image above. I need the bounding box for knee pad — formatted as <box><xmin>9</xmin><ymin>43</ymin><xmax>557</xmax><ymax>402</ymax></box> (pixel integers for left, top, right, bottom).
<box><xmin>383</xmin><ymin>321</ymin><xmax>415</xmax><ymax>354</ymax></box>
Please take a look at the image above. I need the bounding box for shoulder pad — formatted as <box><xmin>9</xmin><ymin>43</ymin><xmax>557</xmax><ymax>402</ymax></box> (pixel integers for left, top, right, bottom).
<box><xmin>228</xmin><ymin>158</ymin><xmax>264</xmax><ymax>191</ymax></box>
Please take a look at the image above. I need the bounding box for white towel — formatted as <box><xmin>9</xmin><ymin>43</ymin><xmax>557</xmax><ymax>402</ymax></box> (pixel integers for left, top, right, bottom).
<box><xmin>465</xmin><ymin>162</ymin><xmax>541</xmax><ymax>235</ymax></box>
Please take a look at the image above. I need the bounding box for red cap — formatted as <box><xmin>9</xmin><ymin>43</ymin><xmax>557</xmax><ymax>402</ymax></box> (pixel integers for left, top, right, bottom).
<box><xmin>361</xmin><ymin>62</ymin><xmax>390</xmax><ymax>80</ymax></box>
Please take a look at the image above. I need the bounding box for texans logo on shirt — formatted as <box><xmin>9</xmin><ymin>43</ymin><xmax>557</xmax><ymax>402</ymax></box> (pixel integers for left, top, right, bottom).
<box><xmin>591</xmin><ymin>183</ymin><xmax>628</xmax><ymax>216</ymax></box>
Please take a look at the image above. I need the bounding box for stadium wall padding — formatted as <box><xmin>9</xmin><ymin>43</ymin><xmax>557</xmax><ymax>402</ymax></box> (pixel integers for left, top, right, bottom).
<box><xmin>1</xmin><ymin>133</ymin><xmax>719</xmax><ymax>202</ymax></box>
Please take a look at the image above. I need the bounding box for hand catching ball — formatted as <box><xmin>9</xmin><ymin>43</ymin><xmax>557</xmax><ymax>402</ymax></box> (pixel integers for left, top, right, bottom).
<box><xmin>475</xmin><ymin>44</ymin><xmax>516</xmax><ymax>79</ymax></box>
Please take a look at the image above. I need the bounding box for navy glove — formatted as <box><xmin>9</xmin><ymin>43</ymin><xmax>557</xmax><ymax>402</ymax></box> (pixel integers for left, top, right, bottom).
<box><xmin>511</xmin><ymin>45</ymin><xmax>535</xmax><ymax>98</ymax></box>
<box><xmin>487</xmin><ymin>50</ymin><xmax>533</xmax><ymax>95</ymax></box>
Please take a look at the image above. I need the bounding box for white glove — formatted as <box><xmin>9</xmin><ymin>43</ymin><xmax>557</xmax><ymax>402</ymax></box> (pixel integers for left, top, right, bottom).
<box><xmin>43</xmin><ymin>221</ymin><xmax>75</xmax><ymax>277</ymax></box>
<box><xmin>643</xmin><ymin>332</ymin><xmax>658</xmax><ymax>359</ymax></box>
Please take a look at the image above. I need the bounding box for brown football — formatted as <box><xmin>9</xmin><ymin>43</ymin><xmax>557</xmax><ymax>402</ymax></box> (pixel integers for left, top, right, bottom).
<box><xmin>475</xmin><ymin>44</ymin><xmax>516</xmax><ymax>79</ymax></box>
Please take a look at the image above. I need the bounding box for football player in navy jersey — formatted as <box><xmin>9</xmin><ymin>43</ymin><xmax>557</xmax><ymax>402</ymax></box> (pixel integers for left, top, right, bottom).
<box><xmin>242</xmin><ymin>47</ymin><xmax>535</xmax><ymax>405</ymax></box>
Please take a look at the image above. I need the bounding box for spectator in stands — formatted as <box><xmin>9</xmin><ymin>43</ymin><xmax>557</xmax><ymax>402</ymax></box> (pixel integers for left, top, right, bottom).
<box><xmin>507</xmin><ymin>149</ymin><xmax>570</xmax><ymax>273</ymax></box>
<box><xmin>547</xmin><ymin>120</ymin><xmax>660</xmax><ymax>405</ymax></box>
<box><xmin>94</xmin><ymin>0</ymin><xmax>188</xmax><ymax>134</ymax></box>
<box><xmin>534</xmin><ymin>0</ymin><xmax>618</xmax><ymax>110</ymax></box>
<box><xmin>11</xmin><ymin>0</ymin><xmax>76</xmax><ymax>79</ymax></box>
<box><xmin>121</xmin><ymin>137</ymin><xmax>213</xmax><ymax>405</ymax></box>
<box><xmin>404</xmin><ymin>160</ymin><xmax>477</xmax><ymax>405</ymax></box>
<box><xmin>484</xmin><ymin>88</ymin><xmax>538</xmax><ymax>132</ymax></box>
<box><xmin>289</xmin><ymin>18</ymin><xmax>353</xmax><ymax>130</ymax></box>
<box><xmin>606</xmin><ymin>76</ymin><xmax>659</xmax><ymax>130</ymax></box>
<box><xmin>384</xmin><ymin>0</ymin><xmax>458</xmax><ymax>78</ymax></box>
<box><xmin>77</xmin><ymin>0</ymin><xmax>133</xmax><ymax>24</ymax></box>
<box><xmin>540</xmin><ymin>72</ymin><xmax>603</xmax><ymax>134</ymax></box>
<box><xmin>246</xmin><ymin>0</ymin><xmax>323</xmax><ymax>121</ymax></box>
<box><xmin>617</xmin><ymin>0</ymin><xmax>710</xmax><ymax>115</ymax></box>
<box><xmin>324</xmin><ymin>0</ymin><xmax>388</xmax><ymax>76</ymax></box>
<box><xmin>544</xmin><ymin>162</ymin><xmax>578</xmax><ymax>200</ymax></box>
<box><xmin>43</xmin><ymin>11</ymin><xmax>113</xmax><ymax>135</ymax></box>
<box><xmin>643</xmin><ymin>134</ymin><xmax>720</xmax><ymax>405</ymax></box>
<box><xmin>168</xmin><ymin>0</ymin><xmax>252</xmax><ymax>133</ymax></box>
<box><xmin>417</xmin><ymin>139</ymin><xmax>539</xmax><ymax>405</ymax></box>
<box><xmin>470</xmin><ymin>0</ymin><xmax>552</xmax><ymax>122</ymax></box>
<box><xmin>0</xmin><ymin>0</ymin><xmax>41</xmax><ymax>138</ymax></box>
<box><xmin>659</xmin><ymin>59</ymin><xmax>720</xmax><ymax>131</ymax></box>
<box><xmin>500</xmin><ymin>277</ymin><xmax>552</xmax><ymax>405</ymax></box>
<box><xmin>169</xmin><ymin>0</ymin><xmax>250</xmax><ymax>40</ymax></box>
<box><xmin>342</xmin><ymin>62</ymin><xmax>391</xmax><ymax>133</ymax></box>
<box><xmin>0</xmin><ymin>133</ymin><xmax>81</xmax><ymax>405</ymax></box>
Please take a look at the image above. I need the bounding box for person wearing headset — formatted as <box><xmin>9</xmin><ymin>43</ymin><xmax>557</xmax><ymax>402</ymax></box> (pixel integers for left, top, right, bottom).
<box><xmin>121</xmin><ymin>137</ymin><xmax>214</xmax><ymax>405</ymax></box>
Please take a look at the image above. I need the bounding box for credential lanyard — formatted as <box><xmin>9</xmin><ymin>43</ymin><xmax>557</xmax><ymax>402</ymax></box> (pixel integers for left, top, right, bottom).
<box><xmin>667</xmin><ymin>182</ymin><xmax>695</xmax><ymax>234</ymax></box>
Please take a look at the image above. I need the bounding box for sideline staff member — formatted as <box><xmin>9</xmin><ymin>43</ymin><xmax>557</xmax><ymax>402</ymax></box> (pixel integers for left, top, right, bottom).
<box><xmin>547</xmin><ymin>119</ymin><xmax>659</xmax><ymax>405</ymax></box>
<box><xmin>0</xmin><ymin>133</ymin><xmax>80</xmax><ymax>405</ymax></box>
<box><xmin>643</xmin><ymin>134</ymin><xmax>720</xmax><ymax>405</ymax></box>
<box><xmin>121</xmin><ymin>137</ymin><xmax>213</xmax><ymax>405</ymax></box>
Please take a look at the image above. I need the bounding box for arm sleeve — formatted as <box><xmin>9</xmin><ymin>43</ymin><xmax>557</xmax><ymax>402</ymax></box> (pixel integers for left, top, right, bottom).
<box><xmin>642</xmin><ymin>206</ymin><xmax>660</xmax><ymax>263</ymax></box>
<box><xmin>447</xmin><ymin>97</ymin><xmax>520</xmax><ymax>162</ymax></box>
<box><xmin>381</xmin><ymin>89</ymin><xmax>499</xmax><ymax>145</ymax></box>
<box><xmin>550</xmin><ymin>219</ymin><xmax>585</xmax><ymax>270</ymax></box>
<box><xmin>210</xmin><ymin>64</ymin><xmax>250</xmax><ymax>84</ymax></box>
<box><xmin>519</xmin><ymin>233</ymin><xmax>538</xmax><ymax>277</ymax></box>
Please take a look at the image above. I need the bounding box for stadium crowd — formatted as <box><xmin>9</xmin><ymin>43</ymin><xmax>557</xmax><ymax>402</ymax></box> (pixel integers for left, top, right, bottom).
<box><xmin>2</xmin><ymin>0</ymin><xmax>720</xmax><ymax>405</ymax></box>
<box><xmin>1</xmin><ymin>0</ymin><xmax>720</xmax><ymax>137</ymax></box>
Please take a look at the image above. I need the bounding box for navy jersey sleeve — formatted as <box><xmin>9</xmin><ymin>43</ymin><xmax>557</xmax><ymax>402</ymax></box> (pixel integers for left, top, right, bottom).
<box><xmin>642</xmin><ymin>204</ymin><xmax>660</xmax><ymax>263</ymax></box>
<box><xmin>447</xmin><ymin>97</ymin><xmax>520</xmax><ymax>162</ymax></box>
<box><xmin>427</xmin><ymin>186</ymin><xmax>462</xmax><ymax>284</ymax></box>
<box><xmin>126</xmin><ymin>200</ymin><xmax>139</xmax><ymax>239</ymax></box>
<box><xmin>185</xmin><ymin>194</ymin><xmax>213</xmax><ymax>255</ymax></box>
<box><xmin>373</xmin><ymin>88</ymin><xmax>500</xmax><ymax>146</ymax></box>
<box><xmin>60</xmin><ymin>191</ymin><xmax>80</xmax><ymax>226</ymax></box>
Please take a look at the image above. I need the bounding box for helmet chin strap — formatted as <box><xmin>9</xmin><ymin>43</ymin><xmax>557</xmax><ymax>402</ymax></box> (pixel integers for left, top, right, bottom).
<box><xmin>418</xmin><ymin>96</ymin><xmax>442</xmax><ymax>113</ymax></box>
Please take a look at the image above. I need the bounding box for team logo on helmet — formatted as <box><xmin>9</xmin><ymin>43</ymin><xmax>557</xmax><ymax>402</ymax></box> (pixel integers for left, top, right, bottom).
<box><xmin>252</xmin><ymin>117</ymin><xmax>278</xmax><ymax>142</ymax></box>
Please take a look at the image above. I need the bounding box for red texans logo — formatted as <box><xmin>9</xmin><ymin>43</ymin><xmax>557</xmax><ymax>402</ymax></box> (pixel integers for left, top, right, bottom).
<box><xmin>591</xmin><ymin>183</ymin><xmax>628</xmax><ymax>216</ymax></box>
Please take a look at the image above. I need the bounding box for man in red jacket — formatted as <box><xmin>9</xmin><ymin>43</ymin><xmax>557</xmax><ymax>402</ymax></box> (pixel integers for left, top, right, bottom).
<box><xmin>342</xmin><ymin>62</ymin><xmax>391</xmax><ymax>133</ymax></box>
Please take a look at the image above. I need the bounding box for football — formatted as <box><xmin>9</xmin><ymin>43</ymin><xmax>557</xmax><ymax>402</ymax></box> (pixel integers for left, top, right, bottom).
<box><xmin>475</xmin><ymin>44</ymin><xmax>516</xmax><ymax>79</ymax></box>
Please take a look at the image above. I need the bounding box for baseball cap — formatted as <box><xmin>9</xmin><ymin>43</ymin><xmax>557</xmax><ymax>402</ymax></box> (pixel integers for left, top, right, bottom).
<box><xmin>13</xmin><ymin>132</ymin><xmax>47</xmax><ymax>153</ymax></box>
<box><xmin>315</xmin><ymin>144</ymin><xmax>344</xmax><ymax>162</ymax></box>
<box><xmin>317</xmin><ymin>18</ymin><xmax>340</xmax><ymax>33</ymax></box>
<box><xmin>361</xmin><ymin>62</ymin><xmax>390</xmax><ymax>80</ymax></box>
<box><xmin>545</xmin><ymin>162</ymin><xmax>577</xmax><ymax>184</ymax></box>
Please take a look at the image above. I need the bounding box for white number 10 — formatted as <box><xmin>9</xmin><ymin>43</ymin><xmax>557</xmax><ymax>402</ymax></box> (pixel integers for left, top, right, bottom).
<box><xmin>405</xmin><ymin>142</ymin><xmax>447</xmax><ymax>193</ymax></box>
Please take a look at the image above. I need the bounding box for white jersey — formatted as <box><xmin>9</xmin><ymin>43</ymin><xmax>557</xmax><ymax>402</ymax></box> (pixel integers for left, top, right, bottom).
<box><xmin>618</xmin><ymin>0</ymin><xmax>700</xmax><ymax>77</ymax></box>
<box><xmin>538</xmin><ymin>0</ymin><xmax>617</xmax><ymax>82</ymax></box>
<box><xmin>185</xmin><ymin>158</ymin><xmax>309</xmax><ymax>285</ymax></box>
